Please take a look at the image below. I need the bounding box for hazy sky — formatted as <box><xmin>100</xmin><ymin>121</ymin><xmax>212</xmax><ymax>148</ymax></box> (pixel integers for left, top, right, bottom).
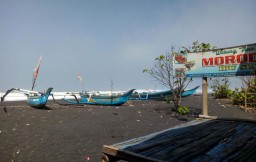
<box><xmin>1</xmin><ymin>0</ymin><xmax>256</xmax><ymax>92</ymax></box>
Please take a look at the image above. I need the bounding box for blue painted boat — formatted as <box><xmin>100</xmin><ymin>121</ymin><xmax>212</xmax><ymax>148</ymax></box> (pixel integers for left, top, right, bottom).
<box><xmin>1</xmin><ymin>88</ymin><xmax>53</xmax><ymax>108</ymax></box>
<box><xmin>26</xmin><ymin>87</ymin><xmax>53</xmax><ymax>108</ymax></box>
<box><xmin>180</xmin><ymin>86</ymin><xmax>200</xmax><ymax>97</ymax></box>
<box><xmin>62</xmin><ymin>89</ymin><xmax>135</xmax><ymax>106</ymax></box>
<box><xmin>1</xmin><ymin>87</ymin><xmax>53</xmax><ymax>108</ymax></box>
<box><xmin>130</xmin><ymin>86</ymin><xmax>199</xmax><ymax>100</ymax></box>
<box><xmin>0</xmin><ymin>57</ymin><xmax>53</xmax><ymax>108</ymax></box>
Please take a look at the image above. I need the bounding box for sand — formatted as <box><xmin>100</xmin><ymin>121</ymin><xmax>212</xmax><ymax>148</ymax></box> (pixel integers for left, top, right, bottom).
<box><xmin>0</xmin><ymin>95</ymin><xmax>255</xmax><ymax>162</ymax></box>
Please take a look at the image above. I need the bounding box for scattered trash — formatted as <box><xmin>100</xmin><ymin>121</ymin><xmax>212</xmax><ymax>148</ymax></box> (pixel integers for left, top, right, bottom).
<box><xmin>16</xmin><ymin>149</ymin><xmax>20</xmax><ymax>154</ymax></box>
<box><xmin>26</xmin><ymin>124</ymin><xmax>30</xmax><ymax>126</ymax></box>
<box><xmin>84</xmin><ymin>155</ymin><xmax>90</xmax><ymax>161</ymax></box>
<box><xmin>171</xmin><ymin>112</ymin><xmax>177</xmax><ymax>117</ymax></box>
<box><xmin>137</xmin><ymin>120</ymin><xmax>140</xmax><ymax>122</ymax></box>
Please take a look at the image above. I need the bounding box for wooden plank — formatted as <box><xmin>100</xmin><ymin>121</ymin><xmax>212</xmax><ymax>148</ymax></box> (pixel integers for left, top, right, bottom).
<box><xmin>102</xmin><ymin>118</ymin><xmax>256</xmax><ymax>161</ymax></box>
<box><xmin>191</xmin><ymin>122</ymin><xmax>256</xmax><ymax>161</ymax></box>
<box><xmin>225</xmin><ymin>136</ymin><xmax>256</xmax><ymax>161</ymax></box>
<box><xmin>138</xmin><ymin>121</ymin><xmax>228</xmax><ymax>157</ymax></box>
<box><xmin>102</xmin><ymin>119</ymin><xmax>210</xmax><ymax>161</ymax></box>
<box><xmin>102</xmin><ymin>145</ymin><xmax>162</xmax><ymax>162</ymax></box>
<box><xmin>109</xmin><ymin>119</ymin><xmax>210</xmax><ymax>150</ymax></box>
<box><xmin>179</xmin><ymin>124</ymin><xmax>255</xmax><ymax>161</ymax></box>
<box><xmin>124</xmin><ymin>120</ymin><xmax>219</xmax><ymax>153</ymax></box>
<box><xmin>158</xmin><ymin>121</ymin><xmax>237</xmax><ymax>161</ymax></box>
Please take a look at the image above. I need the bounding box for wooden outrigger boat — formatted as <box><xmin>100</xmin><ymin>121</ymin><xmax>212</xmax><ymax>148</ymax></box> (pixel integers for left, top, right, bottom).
<box><xmin>26</xmin><ymin>87</ymin><xmax>53</xmax><ymax>108</ymax></box>
<box><xmin>1</xmin><ymin>87</ymin><xmax>53</xmax><ymax>108</ymax></box>
<box><xmin>62</xmin><ymin>89</ymin><xmax>135</xmax><ymax>106</ymax></box>
<box><xmin>181</xmin><ymin>86</ymin><xmax>200</xmax><ymax>97</ymax></box>
<box><xmin>1</xmin><ymin>56</ymin><xmax>53</xmax><ymax>108</ymax></box>
<box><xmin>130</xmin><ymin>86</ymin><xmax>199</xmax><ymax>100</ymax></box>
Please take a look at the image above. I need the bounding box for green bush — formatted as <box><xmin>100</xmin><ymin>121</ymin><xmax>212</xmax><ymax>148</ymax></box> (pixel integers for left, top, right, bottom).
<box><xmin>211</xmin><ymin>77</ymin><xmax>232</xmax><ymax>99</ymax></box>
<box><xmin>212</xmin><ymin>85</ymin><xmax>233</xmax><ymax>99</ymax></box>
<box><xmin>232</xmin><ymin>88</ymin><xmax>245</xmax><ymax>105</ymax></box>
<box><xmin>177</xmin><ymin>106</ymin><xmax>190</xmax><ymax>115</ymax></box>
<box><xmin>232</xmin><ymin>87</ymin><xmax>256</xmax><ymax>106</ymax></box>
<box><xmin>211</xmin><ymin>77</ymin><xmax>255</xmax><ymax>108</ymax></box>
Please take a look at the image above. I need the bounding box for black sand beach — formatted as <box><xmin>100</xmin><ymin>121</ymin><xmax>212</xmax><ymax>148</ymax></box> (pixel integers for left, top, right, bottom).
<box><xmin>0</xmin><ymin>95</ymin><xmax>255</xmax><ymax>162</ymax></box>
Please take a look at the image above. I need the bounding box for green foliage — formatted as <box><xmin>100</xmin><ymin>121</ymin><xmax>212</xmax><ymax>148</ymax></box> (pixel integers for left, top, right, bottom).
<box><xmin>232</xmin><ymin>88</ymin><xmax>246</xmax><ymax>105</ymax></box>
<box><xmin>211</xmin><ymin>77</ymin><xmax>232</xmax><ymax>99</ymax></box>
<box><xmin>143</xmin><ymin>69</ymin><xmax>148</xmax><ymax>73</ymax></box>
<box><xmin>177</xmin><ymin>105</ymin><xmax>190</xmax><ymax>115</ymax></box>
<box><xmin>212</xmin><ymin>85</ymin><xmax>233</xmax><ymax>99</ymax></box>
<box><xmin>232</xmin><ymin>77</ymin><xmax>256</xmax><ymax>106</ymax></box>
<box><xmin>211</xmin><ymin>77</ymin><xmax>256</xmax><ymax>108</ymax></box>
<box><xmin>179</xmin><ymin>41</ymin><xmax>216</xmax><ymax>54</ymax></box>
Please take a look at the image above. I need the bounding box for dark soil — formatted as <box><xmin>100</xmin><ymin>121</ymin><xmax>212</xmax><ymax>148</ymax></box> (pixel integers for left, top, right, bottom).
<box><xmin>0</xmin><ymin>95</ymin><xmax>255</xmax><ymax>162</ymax></box>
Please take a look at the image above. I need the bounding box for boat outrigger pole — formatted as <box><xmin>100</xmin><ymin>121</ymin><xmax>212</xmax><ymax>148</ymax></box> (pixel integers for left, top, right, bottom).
<box><xmin>32</xmin><ymin>56</ymin><xmax>42</xmax><ymax>90</ymax></box>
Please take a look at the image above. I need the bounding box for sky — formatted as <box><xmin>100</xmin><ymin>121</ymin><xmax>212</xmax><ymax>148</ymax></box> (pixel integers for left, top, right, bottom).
<box><xmin>0</xmin><ymin>0</ymin><xmax>256</xmax><ymax>92</ymax></box>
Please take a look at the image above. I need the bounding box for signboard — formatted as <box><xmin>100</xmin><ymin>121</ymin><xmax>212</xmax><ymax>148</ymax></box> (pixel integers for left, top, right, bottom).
<box><xmin>173</xmin><ymin>43</ymin><xmax>256</xmax><ymax>78</ymax></box>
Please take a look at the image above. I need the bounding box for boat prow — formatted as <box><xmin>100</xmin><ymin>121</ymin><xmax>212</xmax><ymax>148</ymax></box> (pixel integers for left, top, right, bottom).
<box><xmin>27</xmin><ymin>87</ymin><xmax>53</xmax><ymax>108</ymax></box>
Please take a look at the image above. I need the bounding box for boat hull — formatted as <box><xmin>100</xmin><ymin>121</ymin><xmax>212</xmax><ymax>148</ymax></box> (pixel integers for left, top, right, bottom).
<box><xmin>63</xmin><ymin>89</ymin><xmax>135</xmax><ymax>106</ymax></box>
<box><xmin>27</xmin><ymin>88</ymin><xmax>53</xmax><ymax>108</ymax></box>
<box><xmin>130</xmin><ymin>86</ymin><xmax>199</xmax><ymax>100</ymax></box>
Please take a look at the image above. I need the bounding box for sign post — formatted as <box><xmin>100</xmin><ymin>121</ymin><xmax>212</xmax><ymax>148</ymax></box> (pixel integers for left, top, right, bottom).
<box><xmin>173</xmin><ymin>43</ymin><xmax>256</xmax><ymax>116</ymax></box>
<box><xmin>202</xmin><ymin>77</ymin><xmax>208</xmax><ymax>116</ymax></box>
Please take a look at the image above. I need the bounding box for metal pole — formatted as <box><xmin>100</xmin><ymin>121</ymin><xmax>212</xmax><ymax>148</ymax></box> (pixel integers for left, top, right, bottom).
<box><xmin>202</xmin><ymin>77</ymin><xmax>208</xmax><ymax>116</ymax></box>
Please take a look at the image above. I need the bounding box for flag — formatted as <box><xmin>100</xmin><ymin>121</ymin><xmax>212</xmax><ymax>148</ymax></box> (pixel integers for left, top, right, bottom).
<box><xmin>33</xmin><ymin>56</ymin><xmax>42</xmax><ymax>78</ymax></box>
<box><xmin>77</xmin><ymin>73</ymin><xmax>84</xmax><ymax>92</ymax></box>
<box><xmin>32</xmin><ymin>56</ymin><xmax>42</xmax><ymax>90</ymax></box>
<box><xmin>77</xmin><ymin>73</ymin><xmax>83</xmax><ymax>83</ymax></box>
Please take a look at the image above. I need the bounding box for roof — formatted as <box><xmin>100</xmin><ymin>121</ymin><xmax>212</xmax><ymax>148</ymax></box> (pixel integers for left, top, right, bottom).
<box><xmin>102</xmin><ymin>118</ymin><xmax>256</xmax><ymax>161</ymax></box>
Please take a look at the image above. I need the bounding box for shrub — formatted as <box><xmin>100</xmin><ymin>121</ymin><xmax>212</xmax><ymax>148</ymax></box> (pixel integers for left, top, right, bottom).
<box><xmin>211</xmin><ymin>77</ymin><xmax>232</xmax><ymax>99</ymax></box>
<box><xmin>177</xmin><ymin>106</ymin><xmax>190</xmax><ymax>115</ymax></box>
<box><xmin>232</xmin><ymin>88</ymin><xmax>256</xmax><ymax>107</ymax></box>
<box><xmin>212</xmin><ymin>85</ymin><xmax>233</xmax><ymax>99</ymax></box>
<box><xmin>232</xmin><ymin>88</ymin><xmax>245</xmax><ymax>105</ymax></box>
